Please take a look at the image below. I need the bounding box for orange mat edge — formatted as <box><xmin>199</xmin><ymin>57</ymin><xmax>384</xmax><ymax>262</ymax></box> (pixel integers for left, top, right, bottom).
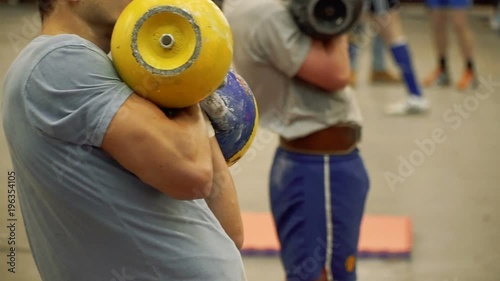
<box><xmin>241</xmin><ymin>212</ymin><xmax>413</xmax><ymax>258</ymax></box>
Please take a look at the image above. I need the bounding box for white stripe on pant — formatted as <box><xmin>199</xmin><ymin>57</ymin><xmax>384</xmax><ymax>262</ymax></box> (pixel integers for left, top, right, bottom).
<box><xmin>323</xmin><ymin>155</ymin><xmax>334</xmax><ymax>281</ymax></box>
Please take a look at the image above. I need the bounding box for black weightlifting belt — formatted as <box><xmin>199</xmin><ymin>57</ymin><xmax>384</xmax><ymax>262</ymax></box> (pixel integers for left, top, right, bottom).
<box><xmin>279</xmin><ymin>124</ymin><xmax>361</xmax><ymax>155</ymax></box>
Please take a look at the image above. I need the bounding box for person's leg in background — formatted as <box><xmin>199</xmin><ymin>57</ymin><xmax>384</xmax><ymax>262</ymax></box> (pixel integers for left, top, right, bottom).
<box><xmin>348</xmin><ymin>1</ymin><xmax>375</xmax><ymax>87</ymax></box>
<box><xmin>348</xmin><ymin>21</ymin><xmax>366</xmax><ymax>87</ymax></box>
<box><xmin>489</xmin><ymin>0</ymin><xmax>497</xmax><ymax>30</ymax></box>
<box><xmin>493</xmin><ymin>0</ymin><xmax>500</xmax><ymax>32</ymax></box>
<box><xmin>422</xmin><ymin>1</ymin><xmax>452</xmax><ymax>87</ymax></box>
<box><xmin>450</xmin><ymin>0</ymin><xmax>478</xmax><ymax>90</ymax></box>
<box><xmin>423</xmin><ymin>0</ymin><xmax>478</xmax><ymax>90</ymax></box>
<box><xmin>370</xmin><ymin>34</ymin><xmax>401</xmax><ymax>84</ymax></box>
<box><xmin>348</xmin><ymin>21</ymin><xmax>401</xmax><ymax>86</ymax></box>
<box><xmin>496</xmin><ymin>0</ymin><xmax>500</xmax><ymax>33</ymax></box>
<box><xmin>314</xmin><ymin>151</ymin><xmax>370</xmax><ymax>281</ymax></box>
<box><xmin>371</xmin><ymin>0</ymin><xmax>429</xmax><ymax>115</ymax></box>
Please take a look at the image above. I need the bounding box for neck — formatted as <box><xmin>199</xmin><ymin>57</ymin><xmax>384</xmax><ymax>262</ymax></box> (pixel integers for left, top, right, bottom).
<box><xmin>42</xmin><ymin>13</ymin><xmax>112</xmax><ymax>53</ymax></box>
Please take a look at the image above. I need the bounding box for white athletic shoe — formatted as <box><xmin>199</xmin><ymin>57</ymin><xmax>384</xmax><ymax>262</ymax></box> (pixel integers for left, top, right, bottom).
<box><xmin>385</xmin><ymin>95</ymin><xmax>429</xmax><ymax>115</ymax></box>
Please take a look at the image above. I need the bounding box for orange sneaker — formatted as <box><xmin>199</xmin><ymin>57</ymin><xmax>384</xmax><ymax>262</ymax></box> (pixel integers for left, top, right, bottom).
<box><xmin>456</xmin><ymin>70</ymin><xmax>478</xmax><ymax>91</ymax></box>
<box><xmin>422</xmin><ymin>68</ymin><xmax>450</xmax><ymax>87</ymax></box>
<box><xmin>370</xmin><ymin>70</ymin><xmax>402</xmax><ymax>84</ymax></box>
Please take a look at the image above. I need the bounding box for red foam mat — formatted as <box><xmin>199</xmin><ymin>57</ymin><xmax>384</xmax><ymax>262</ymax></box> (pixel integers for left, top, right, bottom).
<box><xmin>241</xmin><ymin>212</ymin><xmax>412</xmax><ymax>258</ymax></box>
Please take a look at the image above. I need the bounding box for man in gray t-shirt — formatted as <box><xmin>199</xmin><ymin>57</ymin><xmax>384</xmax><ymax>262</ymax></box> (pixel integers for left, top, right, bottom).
<box><xmin>2</xmin><ymin>1</ymin><xmax>246</xmax><ymax>281</ymax></box>
<box><xmin>224</xmin><ymin>0</ymin><xmax>370</xmax><ymax>280</ymax></box>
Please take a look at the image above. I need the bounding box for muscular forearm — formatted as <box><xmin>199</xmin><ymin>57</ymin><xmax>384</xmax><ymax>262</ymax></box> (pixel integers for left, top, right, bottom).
<box><xmin>298</xmin><ymin>34</ymin><xmax>351</xmax><ymax>92</ymax></box>
<box><xmin>324</xmin><ymin>34</ymin><xmax>351</xmax><ymax>79</ymax></box>
<box><xmin>204</xmin><ymin>137</ymin><xmax>244</xmax><ymax>249</ymax></box>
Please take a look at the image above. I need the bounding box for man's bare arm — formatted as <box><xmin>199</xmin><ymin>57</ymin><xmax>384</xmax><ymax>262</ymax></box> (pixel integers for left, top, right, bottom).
<box><xmin>296</xmin><ymin>34</ymin><xmax>351</xmax><ymax>92</ymax></box>
<box><xmin>101</xmin><ymin>93</ymin><xmax>214</xmax><ymax>200</ymax></box>
<box><xmin>204</xmin><ymin>137</ymin><xmax>244</xmax><ymax>249</ymax></box>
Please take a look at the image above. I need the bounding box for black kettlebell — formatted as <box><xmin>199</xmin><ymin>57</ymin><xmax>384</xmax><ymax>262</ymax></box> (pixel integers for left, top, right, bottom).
<box><xmin>289</xmin><ymin>0</ymin><xmax>364</xmax><ymax>41</ymax></box>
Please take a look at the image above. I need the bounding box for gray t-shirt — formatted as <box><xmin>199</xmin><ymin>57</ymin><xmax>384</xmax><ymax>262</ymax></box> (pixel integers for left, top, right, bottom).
<box><xmin>2</xmin><ymin>34</ymin><xmax>246</xmax><ymax>281</ymax></box>
<box><xmin>224</xmin><ymin>0</ymin><xmax>363</xmax><ymax>140</ymax></box>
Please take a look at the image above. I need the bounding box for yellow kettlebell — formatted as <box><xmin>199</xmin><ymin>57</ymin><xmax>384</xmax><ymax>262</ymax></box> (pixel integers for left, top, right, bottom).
<box><xmin>111</xmin><ymin>0</ymin><xmax>233</xmax><ymax>108</ymax></box>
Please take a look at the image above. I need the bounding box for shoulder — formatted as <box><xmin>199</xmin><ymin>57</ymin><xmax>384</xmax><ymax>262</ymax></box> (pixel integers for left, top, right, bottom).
<box><xmin>7</xmin><ymin>35</ymin><xmax>109</xmax><ymax>82</ymax></box>
<box><xmin>225</xmin><ymin>0</ymin><xmax>289</xmax><ymax>25</ymax></box>
<box><xmin>11</xmin><ymin>35</ymin><xmax>111</xmax><ymax>85</ymax></box>
<box><xmin>227</xmin><ymin>0</ymin><xmax>301</xmax><ymax>45</ymax></box>
<box><xmin>34</xmin><ymin>35</ymin><xmax>110</xmax><ymax>67</ymax></box>
<box><xmin>18</xmin><ymin>35</ymin><xmax>108</xmax><ymax>67</ymax></box>
<box><xmin>24</xmin><ymin>35</ymin><xmax>118</xmax><ymax>88</ymax></box>
<box><xmin>41</xmin><ymin>34</ymin><xmax>108</xmax><ymax>57</ymax></box>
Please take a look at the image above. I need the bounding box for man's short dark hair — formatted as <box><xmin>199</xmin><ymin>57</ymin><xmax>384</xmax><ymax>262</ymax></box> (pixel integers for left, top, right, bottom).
<box><xmin>39</xmin><ymin>0</ymin><xmax>55</xmax><ymax>21</ymax></box>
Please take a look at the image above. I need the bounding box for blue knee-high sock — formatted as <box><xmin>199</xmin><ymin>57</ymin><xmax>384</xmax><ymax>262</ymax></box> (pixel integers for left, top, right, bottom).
<box><xmin>390</xmin><ymin>43</ymin><xmax>422</xmax><ymax>97</ymax></box>
<box><xmin>349</xmin><ymin>43</ymin><xmax>360</xmax><ymax>72</ymax></box>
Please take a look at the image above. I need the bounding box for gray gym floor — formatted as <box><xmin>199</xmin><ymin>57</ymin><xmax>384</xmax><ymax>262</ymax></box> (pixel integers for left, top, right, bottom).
<box><xmin>1</xmin><ymin>3</ymin><xmax>499</xmax><ymax>281</ymax></box>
